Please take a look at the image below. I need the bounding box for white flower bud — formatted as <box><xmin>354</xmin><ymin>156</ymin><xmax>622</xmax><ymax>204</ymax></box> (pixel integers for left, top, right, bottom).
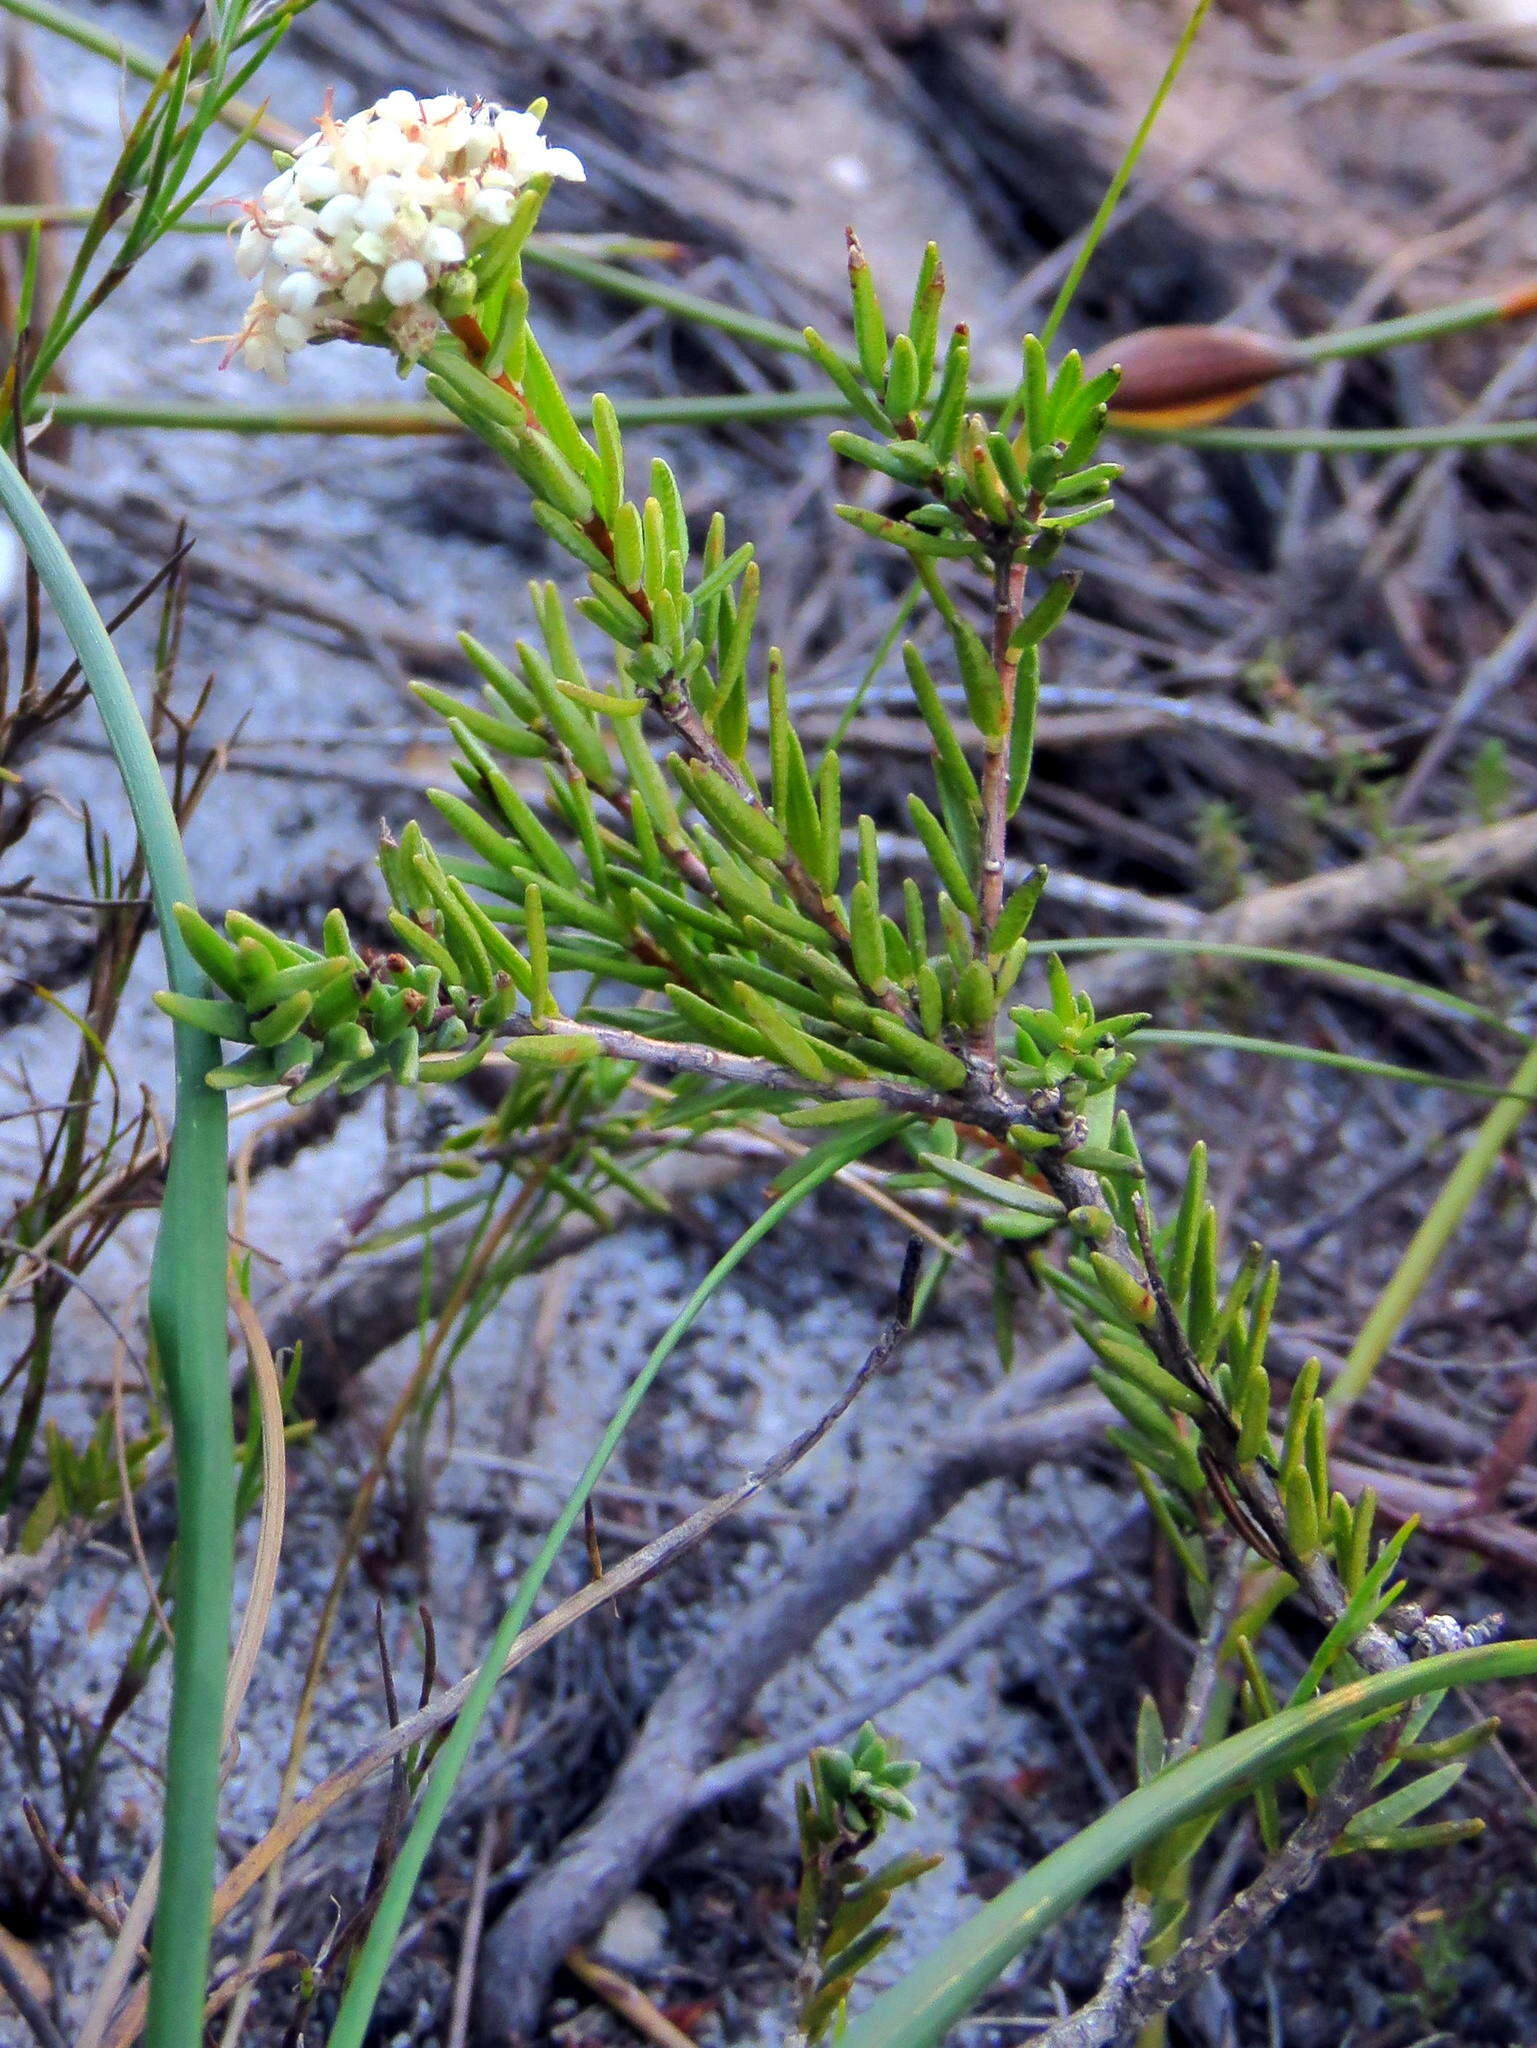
<box><xmin>422</xmin><ymin>225</ymin><xmax>465</xmax><ymax>266</ymax></box>
<box><xmin>234</xmin><ymin>222</ymin><xmax>267</xmax><ymax>278</ymax></box>
<box><xmin>272</xmin><ymin>224</ymin><xmax>321</xmax><ymax>268</ymax></box>
<box><xmin>317</xmin><ymin>192</ymin><xmax>360</xmax><ymax>236</ymax></box>
<box><xmin>293</xmin><ymin>154</ymin><xmax>342</xmax><ymax>203</ymax></box>
<box><xmin>276</xmin><ymin>269</ymin><xmax>325</xmax><ymax>313</ymax></box>
<box><xmin>355</xmin><ymin>181</ymin><xmax>401</xmax><ymax>233</ymax></box>
<box><xmin>382</xmin><ymin>258</ymin><xmax>428</xmax><ymax>306</ymax></box>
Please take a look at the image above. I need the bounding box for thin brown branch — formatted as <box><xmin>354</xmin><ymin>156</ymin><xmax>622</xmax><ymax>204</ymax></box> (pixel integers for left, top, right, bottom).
<box><xmin>564</xmin><ymin>1949</ymin><xmax>700</xmax><ymax>2048</ymax></box>
<box><xmin>1114</xmin><ymin>1728</ymin><xmax>1394</xmax><ymax>2038</ymax></box>
<box><xmin>1031</xmin><ymin>1897</ymin><xmax>1155</xmax><ymax>2048</ymax></box>
<box><xmin>266</xmin><ymin>1150</ymin><xmax>751</xmax><ymax>1416</ymax></box>
<box><xmin>496</xmin><ymin>1014</ymin><xmax>1057</xmax><ymax>1140</ymax></box>
<box><xmin>21</xmin><ymin>1800</ymin><xmax>128</xmax><ymax>1944</ymax></box>
<box><xmin>1076</xmin><ymin>809</ymin><xmax>1537</xmax><ymax>1015</ymax></box>
<box><xmin>1124</xmin><ymin>1198</ymin><xmax>1404</xmax><ymax>1677</ymax></box>
<box><xmin>446</xmin><ymin>1818</ymin><xmax>497</xmax><ymax>2048</ymax></box>
<box><xmin>0</xmin><ymin>1935</ymin><xmax>66</xmax><ymax>2048</ymax></box>
<box><xmin>1032</xmin><ymin>1548</ymin><xmax>1247</xmax><ymax>2048</ymax></box>
<box><xmin>685</xmin><ymin>1517</ymin><xmax>1133</xmax><ymax>1812</ymax></box>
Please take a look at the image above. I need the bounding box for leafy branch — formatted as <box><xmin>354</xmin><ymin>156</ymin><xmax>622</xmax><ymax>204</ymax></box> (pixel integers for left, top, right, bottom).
<box><xmin>792</xmin><ymin>1725</ymin><xmax>940</xmax><ymax>2044</ymax></box>
<box><xmin>131</xmin><ymin>90</ymin><xmax>1528</xmax><ymax>2048</ymax></box>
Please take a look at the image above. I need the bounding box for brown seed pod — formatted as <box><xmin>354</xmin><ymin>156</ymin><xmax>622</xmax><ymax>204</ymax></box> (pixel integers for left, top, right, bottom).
<box><xmin>1085</xmin><ymin>324</ymin><xmax>1308</xmax><ymax>427</ymax></box>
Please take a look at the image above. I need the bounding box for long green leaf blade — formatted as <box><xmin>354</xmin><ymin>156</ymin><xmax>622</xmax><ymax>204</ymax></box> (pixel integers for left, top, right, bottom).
<box><xmin>837</xmin><ymin>1640</ymin><xmax>1537</xmax><ymax>2048</ymax></box>
<box><xmin>0</xmin><ymin>448</ymin><xmax>233</xmax><ymax>2048</ymax></box>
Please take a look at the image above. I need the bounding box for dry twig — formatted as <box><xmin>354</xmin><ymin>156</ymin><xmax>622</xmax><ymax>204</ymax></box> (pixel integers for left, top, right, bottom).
<box><xmin>1077</xmin><ymin>809</ymin><xmax>1537</xmax><ymax>1014</ymax></box>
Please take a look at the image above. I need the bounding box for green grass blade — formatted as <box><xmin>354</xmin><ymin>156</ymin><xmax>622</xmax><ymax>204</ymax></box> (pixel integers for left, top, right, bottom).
<box><xmin>1136</xmin><ymin>1028</ymin><xmax>1531</xmax><ymax>1103</ymax></box>
<box><xmin>0</xmin><ymin>0</ymin><xmax>290</xmax><ymax>145</ymax></box>
<box><xmin>837</xmin><ymin>1638</ymin><xmax>1537</xmax><ymax>2048</ymax></box>
<box><xmin>1038</xmin><ymin>0</ymin><xmax>1214</xmax><ymax>350</ymax></box>
<box><xmin>324</xmin><ymin>1117</ymin><xmax>903</xmax><ymax>2048</ymax></box>
<box><xmin>1292</xmin><ymin>291</ymin><xmax>1516</xmax><ymax>366</ymax></box>
<box><xmin>32</xmin><ymin>390</ymin><xmax>1537</xmax><ymax>455</ymax></box>
<box><xmin>0</xmin><ymin>448</ymin><xmax>232</xmax><ymax>2048</ymax></box>
<box><xmin>0</xmin><ymin>0</ymin><xmax>163</xmax><ymax>74</ymax></box>
<box><xmin>1124</xmin><ymin>417</ymin><xmax>1537</xmax><ymax>454</ymax></box>
<box><xmin>525</xmin><ymin>243</ymin><xmax>826</xmax><ymax>363</ymax></box>
<box><xmin>1047</xmin><ymin>935</ymin><xmax>1519</xmax><ymax>1037</ymax></box>
<box><xmin>1328</xmin><ymin>1035</ymin><xmax>1537</xmax><ymax>1424</ymax></box>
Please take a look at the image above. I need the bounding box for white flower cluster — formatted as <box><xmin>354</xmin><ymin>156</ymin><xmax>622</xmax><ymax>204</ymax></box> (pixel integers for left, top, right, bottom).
<box><xmin>231</xmin><ymin>90</ymin><xmax>584</xmax><ymax>379</ymax></box>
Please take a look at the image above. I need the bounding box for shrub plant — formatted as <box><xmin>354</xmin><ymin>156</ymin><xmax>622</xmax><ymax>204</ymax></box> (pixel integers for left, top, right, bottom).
<box><xmin>5</xmin><ymin>22</ymin><xmax>1537</xmax><ymax>2048</ymax></box>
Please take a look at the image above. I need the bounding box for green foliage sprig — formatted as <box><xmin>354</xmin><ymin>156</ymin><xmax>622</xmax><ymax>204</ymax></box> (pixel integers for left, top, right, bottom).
<box><xmin>165</xmin><ymin>219</ymin><xmax>1142</xmax><ymax>1259</ymax></box>
<box><xmin>178</xmin><ymin>192</ymin><xmax>1478</xmax><ymax>1703</ymax></box>
<box><xmin>175</xmin><ymin>128</ymin><xmax>1515</xmax><ymax>2048</ymax></box>
<box><xmin>793</xmin><ymin>1725</ymin><xmax>940</xmax><ymax>2044</ymax></box>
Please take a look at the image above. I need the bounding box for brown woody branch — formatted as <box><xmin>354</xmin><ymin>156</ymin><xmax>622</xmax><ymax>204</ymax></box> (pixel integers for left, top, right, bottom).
<box><xmin>1076</xmin><ymin>808</ymin><xmax>1537</xmax><ymax>1015</ymax></box>
<box><xmin>498</xmin><ymin>1013</ymin><xmax>1064</xmax><ymax>1143</ymax></box>
<box><xmin>1116</xmin><ymin>1728</ymin><xmax>1394</xmax><ymax>2039</ymax></box>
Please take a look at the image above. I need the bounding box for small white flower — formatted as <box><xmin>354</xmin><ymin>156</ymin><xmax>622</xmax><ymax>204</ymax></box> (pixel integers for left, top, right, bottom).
<box><xmin>272</xmin><ymin>310</ymin><xmax>311</xmax><ymax>350</ymax></box>
<box><xmin>292</xmin><ymin>154</ymin><xmax>342</xmax><ymax>203</ymax></box>
<box><xmin>382</xmin><ymin>257</ymin><xmax>428</xmax><ymax>306</ymax></box>
<box><xmin>387</xmin><ymin>301</ymin><xmax>442</xmax><ymax>359</ymax></box>
<box><xmin>272</xmin><ymin>223</ymin><xmax>321</xmax><ymax>267</ymax></box>
<box><xmin>421</xmin><ymin>225</ymin><xmax>465</xmax><ymax>266</ymax></box>
<box><xmin>226</xmin><ymin>89</ymin><xmax>584</xmax><ymax>379</ymax></box>
<box><xmin>341</xmin><ymin>264</ymin><xmax>379</xmax><ymax>307</ymax></box>
<box><xmin>276</xmin><ymin>269</ymin><xmax>325</xmax><ymax>313</ymax></box>
<box><xmin>243</xmin><ymin>338</ymin><xmax>287</xmax><ymax>380</ymax></box>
